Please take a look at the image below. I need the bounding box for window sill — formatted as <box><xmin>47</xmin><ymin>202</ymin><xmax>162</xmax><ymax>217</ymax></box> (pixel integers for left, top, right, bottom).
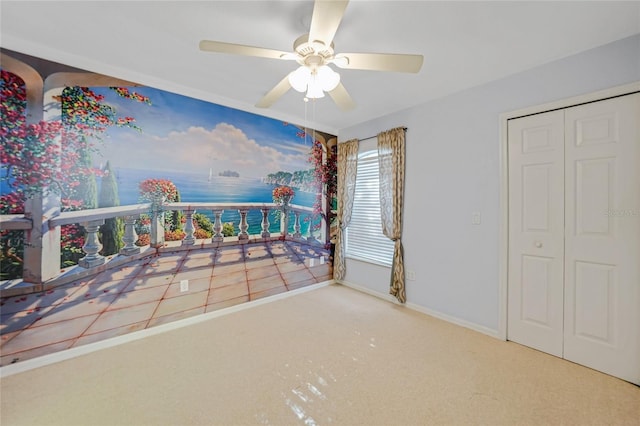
<box><xmin>345</xmin><ymin>254</ymin><xmax>392</xmax><ymax>269</ymax></box>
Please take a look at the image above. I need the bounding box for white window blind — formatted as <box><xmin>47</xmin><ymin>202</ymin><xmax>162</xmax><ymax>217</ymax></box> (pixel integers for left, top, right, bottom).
<box><xmin>345</xmin><ymin>149</ymin><xmax>394</xmax><ymax>267</ymax></box>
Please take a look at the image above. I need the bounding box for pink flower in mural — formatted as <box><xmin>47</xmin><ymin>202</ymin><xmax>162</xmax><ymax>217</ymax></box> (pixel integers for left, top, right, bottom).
<box><xmin>135</xmin><ymin>234</ymin><xmax>151</xmax><ymax>247</ymax></box>
<box><xmin>272</xmin><ymin>185</ymin><xmax>295</xmax><ymax>205</ymax></box>
<box><xmin>138</xmin><ymin>178</ymin><xmax>179</xmax><ymax>203</ymax></box>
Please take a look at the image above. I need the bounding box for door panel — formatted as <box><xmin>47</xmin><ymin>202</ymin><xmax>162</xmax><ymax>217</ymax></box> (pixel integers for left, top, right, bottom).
<box><xmin>575</xmin><ymin>157</ymin><xmax>614</xmax><ymax>236</ymax></box>
<box><xmin>521</xmin><ymin>255</ymin><xmax>554</xmax><ymax>327</ymax></box>
<box><xmin>508</xmin><ymin>110</ymin><xmax>565</xmax><ymax>357</ymax></box>
<box><xmin>564</xmin><ymin>93</ymin><xmax>640</xmax><ymax>384</ymax></box>
<box><xmin>573</xmin><ymin>261</ymin><xmax>616</xmax><ymax>344</ymax></box>
<box><xmin>522</xmin><ymin>164</ymin><xmax>553</xmax><ymax>232</ymax></box>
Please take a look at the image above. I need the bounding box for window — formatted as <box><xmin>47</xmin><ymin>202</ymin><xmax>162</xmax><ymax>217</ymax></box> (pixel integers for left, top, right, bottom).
<box><xmin>345</xmin><ymin>149</ymin><xmax>395</xmax><ymax>267</ymax></box>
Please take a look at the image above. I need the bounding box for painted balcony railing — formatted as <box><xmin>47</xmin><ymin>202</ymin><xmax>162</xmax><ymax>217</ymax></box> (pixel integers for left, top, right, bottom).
<box><xmin>0</xmin><ymin>201</ymin><xmax>325</xmax><ymax>288</ymax></box>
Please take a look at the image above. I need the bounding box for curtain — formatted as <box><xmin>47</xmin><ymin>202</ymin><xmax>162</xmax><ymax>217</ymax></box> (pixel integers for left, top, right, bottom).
<box><xmin>334</xmin><ymin>139</ymin><xmax>359</xmax><ymax>281</ymax></box>
<box><xmin>378</xmin><ymin>127</ymin><xmax>406</xmax><ymax>303</ymax></box>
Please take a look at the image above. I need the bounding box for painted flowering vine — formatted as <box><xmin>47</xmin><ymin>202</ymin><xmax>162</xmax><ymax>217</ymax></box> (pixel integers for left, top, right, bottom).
<box><xmin>0</xmin><ymin>69</ymin><xmax>151</xmax><ymax>278</ymax></box>
<box><xmin>307</xmin><ymin>138</ymin><xmax>337</xmax><ymax>233</ymax></box>
<box><xmin>281</xmin><ymin>124</ymin><xmax>338</xmax><ymax>235</ymax></box>
<box><xmin>136</xmin><ymin>178</ymin><xmax>184</xmax><ymax>243</ymax></box>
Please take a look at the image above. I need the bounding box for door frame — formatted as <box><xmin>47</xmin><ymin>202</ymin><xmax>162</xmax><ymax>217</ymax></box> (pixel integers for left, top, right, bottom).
<box><xmin>497</xmin><ymin>81</ymin><xmax>640</xmax><ymax>340</ymax></box>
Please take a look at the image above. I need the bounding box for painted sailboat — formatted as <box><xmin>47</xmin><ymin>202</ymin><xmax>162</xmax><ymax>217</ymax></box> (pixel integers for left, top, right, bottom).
<box><xmin>208</xmin><ymin>167</ymin><xmax>213</xmax><ymax>182</ymax></box>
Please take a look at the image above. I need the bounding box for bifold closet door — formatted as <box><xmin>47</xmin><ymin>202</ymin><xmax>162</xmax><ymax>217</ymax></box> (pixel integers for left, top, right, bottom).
<box><xmin>508</xmin><ymin>93</ymin><xmax>640</xmax><ymax>385</ymax></box>
<box><xmin>563</xmin><ymin>93</ymin><xmax>640</xmax><ymax>384</ymax></box>
<box><xmin>507</xmin><ymin>110</ymin><xmax>565</xmax><ymax>357</ymax></box>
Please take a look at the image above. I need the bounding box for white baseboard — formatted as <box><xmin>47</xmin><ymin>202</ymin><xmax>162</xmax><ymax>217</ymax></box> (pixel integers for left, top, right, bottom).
<box><xmin>405</xmin><ymin>301</ymin><xmax>501</xmax><ymax>339</ymax></box>
<box><xmin>337</xmin><ymin>279</ymin><xmax>400</xmax><ymax>304</ymax></box>
<box><xmin>337</xmin><ymin>280</ymin><xmax>501</xmax><ymax>340</ymax></box>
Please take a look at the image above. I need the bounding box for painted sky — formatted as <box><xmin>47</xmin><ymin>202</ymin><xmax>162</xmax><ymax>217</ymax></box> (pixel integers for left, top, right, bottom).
<box><xmin>92</xmin><ymin>86</ymin><xmax>319</xmax><ymax>178</ymax></box>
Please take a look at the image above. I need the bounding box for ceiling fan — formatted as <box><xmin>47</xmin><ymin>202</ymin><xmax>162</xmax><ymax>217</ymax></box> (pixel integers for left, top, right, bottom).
<box><xmin>199</xmin><ymin>0</ymin><xmax>423</xmax><ymax>111</ymax></box>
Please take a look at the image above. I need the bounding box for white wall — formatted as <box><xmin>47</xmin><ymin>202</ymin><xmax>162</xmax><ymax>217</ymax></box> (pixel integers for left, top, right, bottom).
<box><xmin>338</xmin><ymin>34</ymin><xmax>640</xmax><ymax>334</ymax></box>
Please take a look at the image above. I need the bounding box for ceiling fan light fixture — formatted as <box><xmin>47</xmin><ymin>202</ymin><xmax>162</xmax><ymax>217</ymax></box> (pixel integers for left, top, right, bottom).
<box><xmin>317</xmin><ymin>65</ymin><xmax>340</xmax><ymax>91</ymax></box>
<box><xmin>289</xmin><ymin>66</ymin><xmax>311</xmax><ymax>92</ymax></box>
<box><xmin>306</xmin><ymin>78</ymin><xmax>325</xmax><ymax>99</ymax></box>
<box><xmin>289</xmin><ymin>64</ymin><xmax>339</xmax><ymax>98</ymax></box>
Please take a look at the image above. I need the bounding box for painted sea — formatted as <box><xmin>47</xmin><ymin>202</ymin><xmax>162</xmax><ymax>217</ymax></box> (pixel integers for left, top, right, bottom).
<box><xmin>113</xmin><ymin>168</ymin><xmax>319</xmax><ymax>236</ymax></box>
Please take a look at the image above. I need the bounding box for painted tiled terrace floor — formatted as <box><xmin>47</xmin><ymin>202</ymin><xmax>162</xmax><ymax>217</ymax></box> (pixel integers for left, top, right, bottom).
<box><xmin>0</xmin><ymin>241</ymin><xmax>332</xmax><ymax>366</ymax></box>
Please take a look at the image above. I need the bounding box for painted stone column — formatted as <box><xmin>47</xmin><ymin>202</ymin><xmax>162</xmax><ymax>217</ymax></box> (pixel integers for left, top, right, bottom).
<box><xmin>79</xmin><ymin>219</ymin><xmax>105</xmax><ymax>268</ymax></box>
<box><xmin>22</xmin><ymin>80</ymin><xmax>59</xmax><ymax>284</ymax></box>
<box><xmin>120</xmin><ymin>215</ymin><xmax>140</xmax><ymax>255</ymax></box>
<box><xmin>321</xmin><ymin>144</ymin><xmax>329</xmax><ymax>244</ymax></box>
<box><xmin>22</xmin><ymin>195</ymin><xmax>61</xmax><ymax>283</ymax></box>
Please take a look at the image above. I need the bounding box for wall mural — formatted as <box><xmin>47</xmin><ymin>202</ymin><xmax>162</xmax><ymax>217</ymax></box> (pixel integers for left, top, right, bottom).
<box><xmin>0</xmin><ymin>52</ymin><xmax>336</xmax><ymax>366</ymax></box>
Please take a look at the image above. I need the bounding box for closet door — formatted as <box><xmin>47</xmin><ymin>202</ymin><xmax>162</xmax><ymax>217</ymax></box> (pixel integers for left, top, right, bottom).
<box><xmin>507</xmin><ymin>110</ymin><xmax>565</xmax><ymax>357</ymax></box>
<box><xmin>563</xmin><ymin>93</ymin><xmax>640</xmax><ymax>384</ymax></box>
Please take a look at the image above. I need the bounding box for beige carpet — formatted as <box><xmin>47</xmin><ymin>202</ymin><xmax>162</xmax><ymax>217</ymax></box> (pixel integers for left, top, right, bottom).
<box><xmin>1</xmin><ymin>283</ymin><xmax>639</xmax><ymax>425</ymax></box>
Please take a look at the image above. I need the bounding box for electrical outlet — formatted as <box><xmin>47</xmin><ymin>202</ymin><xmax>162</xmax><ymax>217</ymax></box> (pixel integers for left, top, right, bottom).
<box><xmin>406</xmin><ymin>270</ymin><xmax>416</xmax><ymax>281</ymax></box>
<box><xmin>472</xmin><ymin>211</ymin><xmax>482</xmax><ymax>225</ymax></box>
<box><xmin>320</xmin><ymin>256</ymin><xmax>325</xmax><ymax>265</ymax></box>
<box><xmin>180</xmin><ymin>280</ymin><xmax>189</xmax><ymax>292</ymax></box>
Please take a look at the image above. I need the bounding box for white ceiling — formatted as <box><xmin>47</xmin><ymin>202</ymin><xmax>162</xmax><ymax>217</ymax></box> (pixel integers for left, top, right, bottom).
<box><xmin>1</xmin><ymin>1</ymin><xmax>639</xmax><ymax>134</ymax></box>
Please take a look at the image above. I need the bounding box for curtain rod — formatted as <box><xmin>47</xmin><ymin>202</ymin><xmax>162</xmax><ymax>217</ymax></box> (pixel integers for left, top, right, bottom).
<box><xmin>357</xmin><ymin>127</ymin><xmax>407</xmax><ymax>142</ymax></box>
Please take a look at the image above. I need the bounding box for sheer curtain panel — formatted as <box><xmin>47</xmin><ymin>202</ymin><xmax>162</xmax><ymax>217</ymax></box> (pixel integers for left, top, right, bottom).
<box><xmin>377</xmin><ymin>127</ymin><xmax>406</xmax><ymax>303</ymax></box>
<box><xmin>334</xmin><ymin>139</ymin><xmax>359</xmax><ymax>281</ymax></box>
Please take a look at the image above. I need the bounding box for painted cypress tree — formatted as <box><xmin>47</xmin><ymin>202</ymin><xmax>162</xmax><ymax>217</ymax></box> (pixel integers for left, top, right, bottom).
<box><xmin>98</xmin><ymin>161</ymin><xmax>124</xmax><ymax>255</ymax></box>
<box><xmin>76</xmin><ymin>147</ymin><xmax>99</xmax><ymax>209</ymax></box>
<box><xmin>170</xmin><ymin>189</ymin><xmax>184</xmax><ymax>232</ymax></box>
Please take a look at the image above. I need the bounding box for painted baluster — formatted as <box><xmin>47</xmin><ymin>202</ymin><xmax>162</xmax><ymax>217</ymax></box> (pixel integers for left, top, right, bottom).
<box><xmin>293</xmin><ymin>211</ymin><xmax>302</xmax><ymax>238</ymax></box>
<box><xmin>307</xmin><ymin>214</ymin><xmax>316</xmax><ymax>242</ymax></box>
<box><xmin>238</xmin><ymin>209</ymin><xmax>249</xmax><ymax>240</ymax></box>
<box><xmin>79</xmin><ymin>219</ymin><xmax>105</xmax><ymax>268</ymax></box>
<box><xmin>212</xmin><ymin>209</ymin><xmax>224</xmax><ymax>242</ymax></box>
<box><xmin>280</xmin><ymin>206</ymin><xmax>289</xmax><ymax>238</ymax></box>
<box><xmin>150</xmin><ymin>197</ymin><xmax>165</xmax><ymax>248</ymax></box>
<box><xmin>182</xmin><ymin>208</ymin><xmax>195</xmax><ymax>246</ymax></box>
<box><xmin>120</xmin><ymin>215</ymin><xmax>141</xmax><ymax>255</ymax></box>
<box><xmin>261</xmin><ymin>208</ymin><xmax>271</xmax><ymax>238</ymax></box>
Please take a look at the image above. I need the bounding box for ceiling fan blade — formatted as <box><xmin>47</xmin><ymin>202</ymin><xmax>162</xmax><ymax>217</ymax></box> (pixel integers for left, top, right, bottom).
<box><xmin>199</xmin><ymin>40</ymin><xmax>293</xmax><ymax>60</ymax></box>
<box><xmin>333</xmin><ymin>52</ymin><xmax>424</xmax><ymax>73</ymax></box>
<box><xmin>308</xmin><ymin>0</ymin><xmax>349</xmax><ymax>48</ymax></box>
<box><xmin>256</xmin><ymin>75</ymin><xmax>292</xmax><ymax>108</ymax></box>
<box><xmin>328</xmin><ymin>82</ymin><xmax>356</xmax><ymax>111</ymax></box>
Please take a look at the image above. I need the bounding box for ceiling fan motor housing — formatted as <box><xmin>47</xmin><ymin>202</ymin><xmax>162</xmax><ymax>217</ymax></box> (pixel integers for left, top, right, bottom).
<box><xmin>294</xmin><ymin>34</ymin><xmax>335</xmax><ymax>68</ymax></box>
